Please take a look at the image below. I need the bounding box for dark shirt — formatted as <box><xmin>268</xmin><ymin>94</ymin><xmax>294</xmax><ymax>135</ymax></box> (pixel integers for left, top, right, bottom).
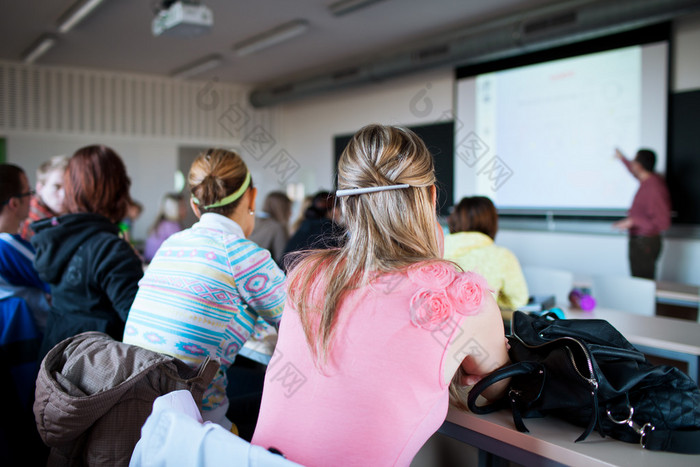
<box><xmin>31</xmin><ymin>213</ymin><xmax>144</xmax><ymax>358</ymax></box>
<box><xmin>282</xmin><ymin>217</ymin><xmax>343</xmax><ymax>267</ymax></box>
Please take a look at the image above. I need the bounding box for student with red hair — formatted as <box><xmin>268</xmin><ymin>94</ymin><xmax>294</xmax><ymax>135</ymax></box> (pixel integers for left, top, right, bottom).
<box><xmin>31</xmin><ymin>145</ymin><xmax>144</xmax><ymax>359</ymax></box>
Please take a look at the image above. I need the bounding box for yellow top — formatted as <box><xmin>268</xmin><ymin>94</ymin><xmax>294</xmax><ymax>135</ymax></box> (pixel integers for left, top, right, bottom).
<box><xmin>443</xmin><ymin>231</ymin><xmax>529</xmax><ymax>311</ymax></box>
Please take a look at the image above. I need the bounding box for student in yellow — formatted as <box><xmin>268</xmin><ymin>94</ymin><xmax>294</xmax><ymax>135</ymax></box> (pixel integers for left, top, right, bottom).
<box><xmin>444</xmin><ymin>196</ymin><xmax>528</xmax><ymax>310</ymax></box>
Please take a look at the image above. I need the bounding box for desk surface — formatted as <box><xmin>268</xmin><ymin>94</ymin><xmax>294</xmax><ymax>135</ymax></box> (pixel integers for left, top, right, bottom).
<box><xmin>565</xmin><ymin>307</ymin><xmax>700</xmax><ymax>357</ymax></box>
<box><xmin>442</xmin><ymin>406</ymin><xmax>699</xmax><ymax>467</ymax></box>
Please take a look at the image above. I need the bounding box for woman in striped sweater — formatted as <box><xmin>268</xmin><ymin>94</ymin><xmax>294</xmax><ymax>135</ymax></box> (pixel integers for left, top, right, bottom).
<box><xmin>123</xmin><ymin>149</ymin><xmax>285</xmax><ymax>431</ymax></box>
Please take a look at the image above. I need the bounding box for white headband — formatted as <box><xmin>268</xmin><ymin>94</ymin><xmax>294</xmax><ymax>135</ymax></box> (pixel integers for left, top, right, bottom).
<box><xmin>336</xmin><ymin>184</ymin><xmax>410</xmax><ymax>197</ymax></box>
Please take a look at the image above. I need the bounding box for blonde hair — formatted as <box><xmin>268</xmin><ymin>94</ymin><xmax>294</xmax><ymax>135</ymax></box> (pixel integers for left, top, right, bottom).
<box><xmin>188</xmin><ymin>149</ymin><xmax>251</xmax><ymax>217</ymax></box>
<box><xmin>37</xmin><ymin>155</ymin><xmax>69</xmax><ymax>185</ymax></box>
<box><xmin>288</xmin><ymin>124</ymin><xmax>442</xmax><ymax>365</ymax></box>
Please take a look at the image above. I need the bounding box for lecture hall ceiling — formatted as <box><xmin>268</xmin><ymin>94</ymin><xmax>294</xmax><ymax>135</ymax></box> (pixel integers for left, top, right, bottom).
<box><xmin>0</xmin><ymin>0</ymin><xmax>559</xmax><ymax>85</ymax></box>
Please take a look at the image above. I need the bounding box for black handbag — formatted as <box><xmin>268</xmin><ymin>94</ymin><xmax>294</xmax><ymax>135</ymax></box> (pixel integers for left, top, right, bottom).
<box><xmin>467</xmin><ymin>311</ymin><xmax>700</xmax><ymax>453</ymax></box>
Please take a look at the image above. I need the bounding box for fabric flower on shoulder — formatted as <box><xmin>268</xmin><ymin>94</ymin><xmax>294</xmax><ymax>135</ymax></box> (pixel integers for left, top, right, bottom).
<box><xmin>407</xmin><ymin>261</ymin><xmax>456</xmax><ymax>291</ymax></box>
<box><xmin>448</xmin><ymin>271</ymin><xmax>490</xmax><ymax>316</ymax></box>
<box><xmin>410</xmin><ymin>288</ymin><xmax>453</xmax><ymax>331</ymax></box>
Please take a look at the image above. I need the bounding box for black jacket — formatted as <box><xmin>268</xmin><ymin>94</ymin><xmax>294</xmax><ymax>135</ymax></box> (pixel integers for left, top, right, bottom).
<box><xmin>284</xmin><ymin>217</ymin><xmax>343</xmax><ymax>255</ymax></box>
<box><xmin>31</xmin><ymin>213</ymin><xmax>143</xmax><ymax>359</ymax></box>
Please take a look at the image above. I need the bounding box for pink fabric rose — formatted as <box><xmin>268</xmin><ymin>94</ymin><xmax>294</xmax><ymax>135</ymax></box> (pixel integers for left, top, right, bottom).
<box><xmin>448</xmin><ymin>271</ymin><xmax>489</xmax><ymax>316</ymax></box>
<box><xmin>410</xmin><ymin>288</ymin><xmax>453</xmax><ymax>331</ymax></box>
<box><xmin>407</xmin><ymin>261</ymin><xmax>456</xmax><ymax>290</ymax></box>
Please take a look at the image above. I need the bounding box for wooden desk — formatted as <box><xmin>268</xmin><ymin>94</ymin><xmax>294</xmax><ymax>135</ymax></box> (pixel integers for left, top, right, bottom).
<box><xmin>565</xmin><ymin>308</ymin><xmax>700</xmax><ymax>383</ymax></box>
<box><xmin>439</xmin><ymin>406</ymin><xmax>699</xmax><ymax>467</ymax></box>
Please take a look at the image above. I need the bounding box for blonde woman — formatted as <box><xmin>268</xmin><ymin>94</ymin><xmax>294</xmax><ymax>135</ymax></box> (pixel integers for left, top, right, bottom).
<box><xmin>252</xmin><ymin>124</ymin><xmax>509</xmax><ymax>466</ymax></box>
<box><xmin>123</xmin><ymin>149</ymin><xmax>285</xmax><ymax>433</ymax></box>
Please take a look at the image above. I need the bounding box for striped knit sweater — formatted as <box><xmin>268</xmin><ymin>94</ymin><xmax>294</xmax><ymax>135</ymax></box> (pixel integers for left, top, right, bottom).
<box><xmin>123</xmin><ymin>213</ymin><xmax>285</xmax><ymax>414</ymax></box>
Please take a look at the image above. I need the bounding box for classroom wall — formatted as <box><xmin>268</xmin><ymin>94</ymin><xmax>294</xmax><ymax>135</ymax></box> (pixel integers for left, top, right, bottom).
<box><xmin>1</xmin><ymin>64</ymin><xmax>281</xmax><ymax>241</ymax></box>
<box><xmin>275</xmin><ymin>13</ymin><xmax>700</xmax><ymax>285</ymax></box>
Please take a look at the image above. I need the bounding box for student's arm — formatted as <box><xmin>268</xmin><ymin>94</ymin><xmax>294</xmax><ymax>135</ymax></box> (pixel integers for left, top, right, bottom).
<box><xmin>445</xmin><ymin>292</ymin><xmax>510</xmax><ymax>401</ymax></box>
<box><xmin>94</xmin><ymin>235</ymin><xmax>144</xmax><ymax>321</ymax></box>
<box><xmin>229</xmin><ymin>240</ymin><xmax>286</xmax><ymax>327</ymax></box>
<box><xmin>0</xmin><ymin>234</ymin><xmax>50</xmax><ymax>294</ymax></box>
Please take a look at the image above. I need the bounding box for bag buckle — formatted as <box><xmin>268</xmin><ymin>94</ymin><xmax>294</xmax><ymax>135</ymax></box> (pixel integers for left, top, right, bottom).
<box><xmin>606</xmin><ymin>406</ymin><xmax>656</xmax><ymax>448</ymax></box>
<box><xmin>638</xmin><ymin>423</ymin><xmax>655</xmax><ymax>449</ymax></box>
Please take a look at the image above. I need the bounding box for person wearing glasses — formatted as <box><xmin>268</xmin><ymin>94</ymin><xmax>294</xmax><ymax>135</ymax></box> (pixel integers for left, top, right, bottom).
<box><xmin>0</xmin><ymin>163</ymin><xmax>52</xmax><ymax>467</ymax></box>
<box><xmin>0</xmin><ymin>163</ymin><xmax>51</xmax><ymax>334</ymax></box>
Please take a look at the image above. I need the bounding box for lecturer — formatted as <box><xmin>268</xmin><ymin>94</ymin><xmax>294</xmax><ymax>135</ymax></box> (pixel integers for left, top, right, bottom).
<box><xmin>613</xmin><ymin>148</ymin><xmax>671</xmax><ymax>279</ymax></box>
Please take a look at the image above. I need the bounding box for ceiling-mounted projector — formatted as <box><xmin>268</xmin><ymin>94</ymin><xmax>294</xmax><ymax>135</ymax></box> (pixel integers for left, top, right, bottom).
<box><xmin>152</xmin><ymin>1</ymin><xmax>213</xmax><ymax>37</ymax></box>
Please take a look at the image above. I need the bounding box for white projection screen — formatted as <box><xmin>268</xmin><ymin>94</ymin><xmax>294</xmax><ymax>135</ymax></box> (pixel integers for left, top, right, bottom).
<box><xmin>454</xmin><ymin>31</ymin><xmax>670</xmax><ymax>215</ymax></box>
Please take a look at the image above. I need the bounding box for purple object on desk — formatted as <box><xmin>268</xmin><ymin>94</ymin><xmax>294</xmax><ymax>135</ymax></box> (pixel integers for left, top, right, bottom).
<box><xmin>569</xmin><ymin>288</ymin><xmax>596</xmax><ymax>311</ymax></box>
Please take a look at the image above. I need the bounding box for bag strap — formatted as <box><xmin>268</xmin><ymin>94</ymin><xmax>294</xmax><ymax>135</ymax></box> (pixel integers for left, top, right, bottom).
<box><xmin>467</xmin><ymin>361</ymin><xmax>602</xmax><ymax>439</ymax></box>
<box><xmin>470</xmin><ymin>362</ymin><xmax>545</xmax><ymax>433</ymax></box>
<box><xmin>195</xmin><ymin>356</ymin><xmax>220</xmax><ymax>385</ymax></box>
<box><xmin>467</xmin><ymin>361</ymin><xmax>545</xmax><ymax>434</ymax></box>
<box><xmin>643</xmin><ymin>427</ymin><xmax>700</xmax><ymax>453</ymax></box>
<box><xmin>467</xmin><ymin>362</ymin><xmax>540</xmax><ymax>413</ymax></box>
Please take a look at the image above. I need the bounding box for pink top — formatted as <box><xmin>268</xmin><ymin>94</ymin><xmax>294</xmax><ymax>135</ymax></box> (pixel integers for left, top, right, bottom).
<box><xmin>251</xmin><ymin>261</ymin><xmax>487</xmax><ymax>466</ymax></box>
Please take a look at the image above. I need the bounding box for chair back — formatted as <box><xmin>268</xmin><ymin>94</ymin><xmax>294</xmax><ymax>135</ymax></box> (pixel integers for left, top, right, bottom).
<box><xmin>522</xmin><ymin>265</ymin><xmax>574</xmax><ymax>307</ymax></box>
<box><xmin>591</xmin><ymin>275</ymin><xmax>656</xmax><ymax>316</ymax></box>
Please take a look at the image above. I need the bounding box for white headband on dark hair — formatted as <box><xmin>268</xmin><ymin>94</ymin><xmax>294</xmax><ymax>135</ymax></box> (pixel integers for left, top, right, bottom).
<box><xmin>336</xmin><ymin>184</ymin><xmax>410</xmax><ymax>197</ymax></box>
